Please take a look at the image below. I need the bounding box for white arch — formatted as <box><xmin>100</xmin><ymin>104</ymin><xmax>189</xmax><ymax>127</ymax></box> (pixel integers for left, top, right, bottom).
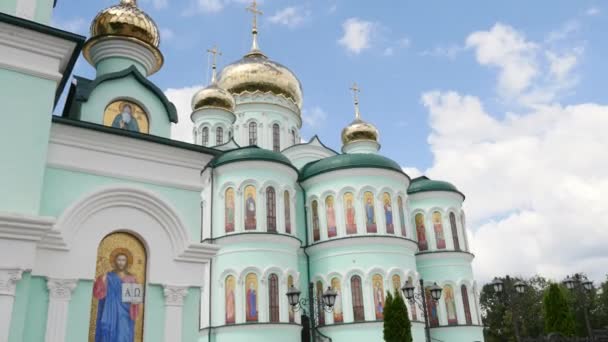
<box><xmin>218</xmin><ymin>269</ymin><xmax>239</xmax><ymax>287</ymax></box>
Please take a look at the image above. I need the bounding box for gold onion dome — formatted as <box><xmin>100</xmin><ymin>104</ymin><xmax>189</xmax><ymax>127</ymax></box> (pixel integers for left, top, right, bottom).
<box><xmin>192</xmin><ymin>49</ymin><xmax>236</xmax><ymax>112</ymax></box>
<box><xmin>341</xmin><ymin>83</ymin><xmax>379</xmax><ymax>145</ymax></box>
<box><xmin>216</xmin><ymin>1</ymin><xmax>303</xmax><ymax>109</ymax></box>
<box><xmin>84</xmin><ymin>0</ymin><xmax>163</xmax><ymax>73</ymax></box>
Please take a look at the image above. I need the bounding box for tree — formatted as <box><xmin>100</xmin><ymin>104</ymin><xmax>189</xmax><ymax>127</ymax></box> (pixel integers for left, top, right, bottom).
<box><xmin>544</xmin><ymin>283</ymin><xmax>576</xmax><ymax>336</ymax></box>
<box><xmin>383</xmin><ymin>290</ymin><xmax>412</xmax><ymax>342</ymax></box>
<box><xmin>593</xmin><ymin>275</ymin><xmax>608</xmax><ymax>328</ymax></box>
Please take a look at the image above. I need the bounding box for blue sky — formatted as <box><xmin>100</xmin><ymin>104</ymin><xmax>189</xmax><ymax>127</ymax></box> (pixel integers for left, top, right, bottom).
<box><xmin>52</xmin><ymin>0</ymin><xmax>608</xmax><ymax>282</ymax></box>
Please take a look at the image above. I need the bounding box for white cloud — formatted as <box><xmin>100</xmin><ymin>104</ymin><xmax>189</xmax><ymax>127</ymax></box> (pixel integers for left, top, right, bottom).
<box><xmin>421</xmin><ymin>91</ymin><xmax>608</xmax><ymax>282</ymax></box>
<box><xmin>586</xmin><ymin>7</ymin><xmax>600</xmax><ymax>16</ymax></box>
<box><xmin>189</xmin><ymin>0</ymin><xmax>251</xmax><ymax>14</ymax></box>
<box><xmin>302</xmin><ymin>106</ymin><xmax>327</xmax><ymax>128</ymax></box>
<box><xmin>420</xmin><ymin>44</ymin><xmax>464</xmax><ymax>59</ymax></box>
<box><xmin>269</xmin><ymin>6</ymin><xmax>308</xmax><ymax>28</ymax></box>
<box><xmin>466</xmin><ymin>23</ymin><xmax>539</xmax><ymax>99</ymax></box>
<box><xmin>165</xmin><ymin>85</ymin><xmax>203</xmax><ymax>143</ymax></box>
<box><xmin>338</xmin><ymin>18</ymin><xmax>375</xmax><ymax>54</ymax></box>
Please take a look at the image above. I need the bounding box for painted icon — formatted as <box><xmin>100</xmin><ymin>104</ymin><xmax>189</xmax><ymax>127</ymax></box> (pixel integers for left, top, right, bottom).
<box><xmin>415</xmin><ymin>213</ymin><xmax>428</xmax><ymax>251</ymax></box>
<box><xmin>326</xmin><ymin>196</ymin><xmax>337</xmax><ymax>238</ymax></box>
<box><xmin>225</xmin><ymin>188</ymin><xmax>235</xmax><ymax>233</ymax></box>
<box><xmin>433</xmin><ymin>211</ymin><xmax>446</xmax><ymax>249</ymax></box>
<box><xmin>245</xmin><ymin>273</ymin><xmax>258</xmax><ymax>322</ymax></box>
<box><xmin>344</xmin><ymin>192</ymin><xmax>357</xmax><ymax>234</ymax></box>
<box><xmin>225</xmin><ymin>275</ymin><xmax>236</xmax><ymax>324</ymax></box>
<box><xmin>244</xmin><ymin>186</ymin><xmax>256</xmax><ymax>230</ymax></box>
<box><xmin>364</xmin><ymin>191</ymin><xmax>377</xmax><ymax>233</ymax></box>
<box><xmin>103</xmin><ymin>100</ymin><xmax>149</xmax><ymax>133</ymax></box>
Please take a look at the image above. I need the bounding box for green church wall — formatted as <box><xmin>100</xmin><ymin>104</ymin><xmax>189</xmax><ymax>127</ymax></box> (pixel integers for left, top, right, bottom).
<box><xmin>40</xmin><ymin>167</ymin><xmax>202</xmax><ymax>240</ymax></box>
<box><xmin>144</xmin><ymin>284</ymin><xmax>166</xmax><ymax>342</ymax></box>
<box><xmin>0</xmin><ymin>0</ymin><xmax>53</xmax><ymax>23</ymax></box>
<box><xmin>430</xmin><ymin>325</ymin><xmax>484</xmax><ymax>342</ymax></box>
<box><xmin>0</xmin><ymin>68</ymin><xmax>55</xmax><ymax>215</ymax></box>
<box><xmin>66</xmin><ymin>280</ymin><xmax>93</xmax><ymax>342</ymax></box>
<box><xmin>0</xmin><ymin>0</ymin><xmax>17</xmax><ymax>15</ymax></box>
<box><xmin>95</xmin><ymin>57</ymin><xmax>147</xmax><ymax>78</ymax></box>
<box><xmin>21</xmin><ymin>276</ymin><xmax>49</xmax><ymax>342</ymax></box>
<box><xmin>183</xmin><ymin>287</ymin><xmax>202</xmax><ymax>342</ymax></box>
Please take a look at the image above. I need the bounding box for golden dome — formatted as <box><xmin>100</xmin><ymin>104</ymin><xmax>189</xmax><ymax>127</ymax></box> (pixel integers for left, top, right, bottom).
<box><xmin>216</xmin><ymin>51</ymin><xmax>303</xmax><ymax>109</ymax></box>
<box><xmin>341</xmin><ymin>118</ymin><xmax>379</xmax><ymax>145</ymax></box>
<box><xmin>89</xmin><ymin>0</ymin><xmax>160</xmax><ymax>48</ymax></box>
<box><xmin>192</xmin><ymin>85</ymin><xmax>236</xmax><ymax>112</ymax></box>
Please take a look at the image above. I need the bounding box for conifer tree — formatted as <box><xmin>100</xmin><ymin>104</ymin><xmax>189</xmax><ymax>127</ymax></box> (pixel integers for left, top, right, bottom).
<box><xmin>384</xmin><ymin>290</ymin><xmax>413</xmax><ymax>342</ymax></box>
<box><xmin>543</xmin><ymin>283</ymin><xmax>576</xmax><ymax>336</ymax></box>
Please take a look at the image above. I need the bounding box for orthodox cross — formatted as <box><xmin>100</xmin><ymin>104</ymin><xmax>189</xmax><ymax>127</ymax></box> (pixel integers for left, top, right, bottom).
<box><xmin>120</xmin><ymin>0</ymin><xmax>137</xmax><ymax>6</ymax></box>
<box><xmin>246</xmin><ymin>0</ymin><xmax>263</xmax><ymax>31</ymax></box>
<box><xmin>350</xmin><ymin>82</ymin><xmax>361</xmax><ymax>119</ymax></box>
<box><xmin>206</xmin><ymin>45</ymin><xmax>221</xmax><ymax>83</ymax></box>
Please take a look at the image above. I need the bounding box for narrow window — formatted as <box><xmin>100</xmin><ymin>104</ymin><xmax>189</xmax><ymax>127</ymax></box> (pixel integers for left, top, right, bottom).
<box><xmin>351</xmin><ymin>276</ymin><xmax>365</xmax><ymax>322</ymax></box>
<box><xmin>432</xmin><ymin>211</ymin><xmax>446</xmax><ymax>249</ymax></box>
<box><xmin>284</xmin><ymin>191</ymin><xmax>291</xmax><ymax>234</ymax></box>
<box><xmin>316</xmin><ymin>281</ymin><xmax>325</xmax><ymax>325</ymax></box>
<box><xmin>312</xmin><ymin>200</ymin><xmax>320</xmax><ymax>241</ymax></box>
<box><xmin>248</xmin><ymin>122</ymin><xmax>257</xmax><ymax>145</ymax></box>
<box><xmin>450</xmin><ymin>212</ymin><xmax>461</xmax><ymax>250</ymax></box>
<box><xmin>272</xmin><ymin>123</ymin><xmax>280</xmax><ymax>152</ymax></box>
<box><xmin>266</xmin><ymin>187</ymin><xmax>276</xmax><ymax>232</ymax></box>
<box><xmin>291</xmin><ymin>129</ymin><xmax>296</xmax><ymax>145</ymax></box>
<box><xmin>461</xmin><ymin>285</ymin><xmax>473</xmax><ymax>325</ymax></box>
<box><xmin>216</xmin><ymin>127</ymin><xmax>224</xmax><ymax>145</ymax></box>
<box><xmin>268</xmin><ymin>274</ymin><xmax>280</xmax><ymax>322</ymax></box>
<box><xmin>444</xmin><ymin>285</ymin><xmax>458</xmax><ymax>325</ymax></box>
<box><xmin>202</xmin><ymin>127</ymin><xmax>209</xmax><ymax>146</ymax></box>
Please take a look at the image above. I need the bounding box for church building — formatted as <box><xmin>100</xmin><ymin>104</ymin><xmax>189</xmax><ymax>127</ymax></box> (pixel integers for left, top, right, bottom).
<box><xmin>0</xmin><ymin>0</ymin><xmax>485</xmax><ymax>341</ymax></box>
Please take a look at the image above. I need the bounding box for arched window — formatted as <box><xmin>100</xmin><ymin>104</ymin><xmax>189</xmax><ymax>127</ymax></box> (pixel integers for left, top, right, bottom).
<box><xmin>444</xmin><ymin>285</ymin><xmax>458</xmax><ymax>325</ymax></box>
<box><xmin>225</xmin><ymin>275</ymin><xmax>236</xmax><ymax>324</ymax></box>
<box><xmin>425</xmin><ymin>287</ymin><xmax>439</xmax><ymax>327</ymax></box>
<box><xmin>284</xmin><ymin>191</ymin><xmax>291</xmax><ymax>234</ymax></box>
<box><xmin>316</xmin><ymin>281</ymin><xmax>325</xmax><ymax>325</ymax></box>
<box><xmin>244</xmin><ymin>185</ymin><xmax>257</xmax><ymax>230</ymax></box>
<box><xmin>272</xmin><ymin>123</ymin><xmax>280</xmax><ymax>152</ymax></box>
<box><xmin>325</xmin><ymin>196</ymin><xmax>337</xmax><ymax>238</ymax></box>
<box><xmin>415</xmin><ymin>213</ymin><xmax>428</xmax><ymax>251</ymax></box>
<box><xmin>398</xmin><ymin>196</ymin><xmax>406</xmax><ymax>237</ymax></box>
<box><xmin>266</xmin><ymin>187</ymin><xmax>276</xmax><ymax>232</ymax></box>
<box><xmin>449</xmin><ymin>212</ymin><xmax>461</xmax><ymax>251</ymax></box>
<box><xmin>461</xmin><ymin>211</ymin><xmax>470</xmax><ymax>251</ymax></box>
<box><xmin>248</xmin><ymin>122</ymin><xmax>257</xmax><ymax>145</ymax></box>
<box><xmin>202</xmin><ymin>127</ymin><xmax>209</xmax><ymax>146</ymax></box>
<box><xmin>312</xmin><ymin>200</ymin><xmax>320</xmax><ymax>241</ymax></box>
<box><xmin>363</xmin><ymin>191</ymin><xmax>376</xmax><ymax>233</ymax></box>
<box><xmin>344</xmin><ymin>192</ymin><xmax>357</xmax><ymax>234</ymax></box>
<box><xmin>245</xmin><ymin>273</ymin><xmax>258</xmax><ymax>322</ymax></box>
<box><xmin>216</xmin><ymin>127</ymin><xmax>224</xmax><ymax>145</ymax></box>
<box><xmin>351</xmin><ymin>275</ymin><xmax>365</xmax><ymax>322</ymax></box>
<box><xmin>225</xmin><ymin>188</ymin><xmax>235</xmax><ymax>233</ymax></box>
<box><xmin>461</xmin><ymin>285</ymin><xmax>473</xmax><ymax>325</ymax></box>
<box><xmin>372</xmin><ymin>274</ymin><xmax>385</xmax><ymax>320</ymax></box>
<box><xmin>291</xmin><ymin>129</ymin><xmax>296</xmax><ymax>145</ymax></box>
<box><xmin>331</xmin><ymin>278</ymin><xmax>343</xmax><ymax>323</ymax></box>
<box><xmin>268</xmin><ymin>274</ymin><xmax>280</xmax><ymax>322</ymax></box>
<box><xmin>383</xmin><ymin>193</ymin><xmax>394</xmax><ymax>234</ymax></box>
<box><xmin>432</xmin><ymin>211</ymin><xmax>446</xmax><ymax>249</ymax></box>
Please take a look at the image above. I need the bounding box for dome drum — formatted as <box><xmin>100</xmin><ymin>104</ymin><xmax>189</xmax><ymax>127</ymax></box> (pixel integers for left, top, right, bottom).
<box><xmin>191</xmin><ymin>86</ymin><xmax>236</xmax><ymax>112</ymax></box>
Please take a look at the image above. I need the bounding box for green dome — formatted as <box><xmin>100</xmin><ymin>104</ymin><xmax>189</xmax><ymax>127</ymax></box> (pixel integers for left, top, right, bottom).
<box><xmin>407</xmin><ymin>176</ymin><xmax>464</xmax><ymax>198</ymax></box>
<box><xmin>209</xmin><ymin>146</ymin><xmax>294</xmax><ymax>169</ymax></box>
<box><xmin>299</xmin><ymin>153</ymin><xmax>405</xmax><ymax>181</ymax></box>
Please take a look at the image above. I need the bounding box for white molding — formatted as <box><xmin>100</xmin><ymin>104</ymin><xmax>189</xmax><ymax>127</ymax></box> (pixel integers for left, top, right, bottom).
<box><xmin>0</xmin><ymin>212</ymin><xmax>55</xmax><ymax>242</ymax></box>
<box><xmin>408</xmin><ymin>190</ymin><xmax>464</xmax><ymax>202</ymax></box>
<box><xmin>0</xmin><ymin>21</ymin><xmax>77</xmax><ymax>83</ymax></box>
<box><xmin>163</xmin><ymin>285</ymin><xmax>189</xmax><ymax>341</ymax></box>
<box><xmin>45</xmin><ymin>278</ymin><xmax>78</xmax><ymax>342</ymax></box>
<box><xmin>163</xmin><ymin>285</ymin><xmax>189</xmax><ymax>307</ymax></box>
<box><xmin>306</xmin><ymin>236</ymin><xmax>417</xmax><ymax>255</ymax></box>
<box><xmin>48</xmin><ymin>122</ymin><xmax>213</xmax><ymax>191</ymax></box>
<box><xmin>88</xmin><ymin>38</ymin><xmax>157</xmax><ymax>76</ymax></box>
<box><xmin>0</xmin><ymin>268</ymin><xmax>23</xmax><ymax>296</ymax></box>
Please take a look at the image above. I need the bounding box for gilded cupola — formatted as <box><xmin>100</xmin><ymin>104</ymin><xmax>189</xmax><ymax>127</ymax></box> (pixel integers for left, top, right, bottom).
<box><xmin>215</xmin><ymin>0</ymin><xmax>303</xmax><ymax>110</ymax></box>
<box><xmin>192</xmin><ymin>47</ymin><xmax>236</xmax><ymax>112</ymax></box>
<box><xmin>83</xmin><ymin>0</ymin><xmax>164</xmax><ymax>75</ymax></box>
<box><xmin>341</xmin><ymin>83</ymin><xmax>379</xmax><ymax>146</ymax></box>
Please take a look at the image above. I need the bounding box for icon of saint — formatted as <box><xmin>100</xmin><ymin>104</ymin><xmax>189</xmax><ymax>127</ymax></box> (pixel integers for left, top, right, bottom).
<box><xmin>345</xmin><ymin>198</ymin><xmax>356</xmax><ymax>234</ymax></box>
<box><xmin>384</xmin><ymin>199</ymin><xmax>394</xmax><ymax>233</ymax></box>
<box><xmin>93</xmin><ymin>248</ymin><xmax>140</xmax><ymax>342</ymax></box>
<box><xmin>246</xmin><ymin>282</ymin><xmax>257</xmax><ymax>321</ymax></box>
<box><xmin>245</xmin><ymin>192</ymin><xmax>256</xmax><ymax>230</ymax></box>
<box><xmin>112</xmin><ymin>103</ymin><xmax>140</xmax><ymax>132</ymax></box>
<box><xmin>326</xmin><ymin>199</ymin><xmax>337</xmax><ymax>237</ymax></box>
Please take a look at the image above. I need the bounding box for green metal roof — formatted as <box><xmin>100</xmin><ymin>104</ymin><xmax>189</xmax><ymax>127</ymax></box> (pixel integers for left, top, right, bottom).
<box><xmin>209</xmin><ymin>146</ymin><xmax>295</xmax><ymax>169</ymax></box>
<box><xmin>407</xmin><ymin>176</ymin><xmax>464</xmax><ymax>198</ymax></box>
<box><xmin>299</xmin><ymin>153</ymin><xmax>405</xmax><ymax>181</ymax></box>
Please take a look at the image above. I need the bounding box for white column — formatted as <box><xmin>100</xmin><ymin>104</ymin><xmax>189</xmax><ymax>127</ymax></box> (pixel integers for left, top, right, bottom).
<box><xmin>0</xmin><ymin>268</ymin><xmax>23</xmax><ymax>342</ymax></box>
<box><xmin>45</xmin><ymin>278</ymin><xmax>78</xmax><ymax>342</ymax></box>
<box><xmin>163</xmin><ymin>285</ymin><xmax>189</xmax><ymax>342</ymax></box>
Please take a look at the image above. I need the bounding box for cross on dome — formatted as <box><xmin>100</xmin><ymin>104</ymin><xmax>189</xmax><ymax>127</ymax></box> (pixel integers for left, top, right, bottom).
<box><xmin>246</xmin><ymin>0</ymin><xmax>264</xmax><ymax>54</ymax></box>
<box><xmin>207</xmin><ymin>45</ymin><xmax>222</xmax><ymax>83</ymax></box>
<box><xmin>350</xmin><ymin>82</ymin><xmax>361</xmax><ymax>119</ymax></box>
<box><xmin>120</xmin><ymin>0</ymin><xmax>137</xmax><ymax>6</ymax></box>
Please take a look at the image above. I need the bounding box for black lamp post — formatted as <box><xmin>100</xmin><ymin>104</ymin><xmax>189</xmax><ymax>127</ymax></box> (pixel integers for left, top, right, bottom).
<box><xmin>562</xmin><ymin>274</ymin><xmax>594</xmax><ymax>339</ymax></box>
<box><xmin>287</xmin><ymin>283</ymin><xmax>337</xmax><ymax>342</ymax></box>
<box><xmin>402</xmin><ymin>279</ymin><xmax>442</xmax><ymax>342</ymax></box>
<box><xmin>491</xmin><ymin>276</ymin><xmax>527</xmax><ymax>342</ymax></box>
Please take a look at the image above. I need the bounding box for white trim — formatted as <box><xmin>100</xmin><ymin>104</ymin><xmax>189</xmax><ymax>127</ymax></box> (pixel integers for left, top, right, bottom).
<box><xmin>48</xmin><ymin>123</ymin><xmax>213</xmax><ymax>191</ymax></box>
<box><xmin>163</xmin><ymin>285</ymin><xmax>189</xmax><ymax>342</ymax></box>
<box><xmin>0</xmin><ymin>269</ymin><xmax>23</xmax><ymax>342</ymax></box>
<box><xmin>0</xmin><ymin>213</ymin><xmax>54</xmax><ymax>242</ymax></box>
<box><xmin>44</xmin><ymin>278</ymin><xmax>78</xmax><ymax>342</ymax></box>
<box><xmin>0</xmin><ymin>21</ymin><xmax>77</xmax><ymax>83</ymax></box>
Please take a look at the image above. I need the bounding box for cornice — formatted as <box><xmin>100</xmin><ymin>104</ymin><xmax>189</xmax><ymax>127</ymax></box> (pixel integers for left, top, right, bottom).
<box><xmin>305</xmin><ymin>235</ymin><xmax>418</xmax><ymax>254</ymax></box>
<box><xmin>0</xmin><ymin>268</ymin><xmax>24</xmax><ymax>296</ymax></box>
<box><xmin>0</xmin><ymin>212</ymin><xmax>55</xmax><ymax>242</ymax></box>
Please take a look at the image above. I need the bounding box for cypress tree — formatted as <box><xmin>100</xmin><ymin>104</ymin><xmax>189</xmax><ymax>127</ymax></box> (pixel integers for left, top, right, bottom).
<box><xmin>384</xmin><ymin>290</ymin><xmax>413</xmax><ymax>342</ymax></box>
<box><xmin>543</xmin><ymin>283</ymin><xmax>576</xmax><ymax>336</ymax></box>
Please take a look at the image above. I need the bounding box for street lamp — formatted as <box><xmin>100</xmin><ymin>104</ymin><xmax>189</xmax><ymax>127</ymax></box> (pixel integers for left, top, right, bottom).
<box><xmin>562</xmin><ymin>273</ymin><xmax>594</xmax><ymax>339</ymax></box>
<box><xmin>491</xmin><ymin>276</ymin><xmax>527</xmax><ymax>342</ymax></box>
<box><xmin>287</xmin><ymin>284</ymin><xmax>337</xmax><ymax>342</ymax></box>
<box><xmin>402</xmin><ymin>279</ymin><xmax>442</xmax><ymax>342</ymax></box>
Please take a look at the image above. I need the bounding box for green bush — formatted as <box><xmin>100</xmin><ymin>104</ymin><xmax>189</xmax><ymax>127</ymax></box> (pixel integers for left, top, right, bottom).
<box><xmin>383</xmin><ymin>290</ymin><xmax>413</xmax><ymax>342</ymax></box>
<box><xmin>543</xmin><ymin>283</ymin><xmax>576</xmax><ymax>336</ymax></box>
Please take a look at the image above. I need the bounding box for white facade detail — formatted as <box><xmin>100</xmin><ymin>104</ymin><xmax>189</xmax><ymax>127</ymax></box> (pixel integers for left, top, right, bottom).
<box><xmin>44</xmin><ymin>278</ymin><xmax>78</xmax><ymax>342</ymax></box>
